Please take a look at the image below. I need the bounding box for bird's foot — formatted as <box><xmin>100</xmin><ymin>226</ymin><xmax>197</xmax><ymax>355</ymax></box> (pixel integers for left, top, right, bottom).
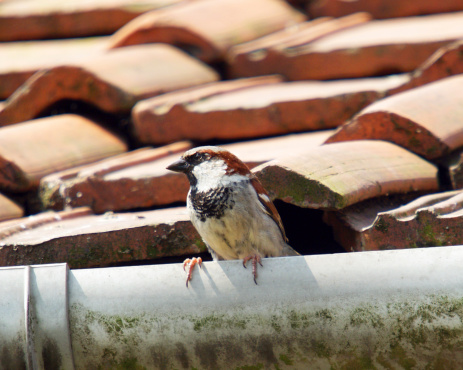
<box><xmin>242</xmin><ymin>254</ymin><xmax>263</xmax><ymax>284</ymax></box>
<box><xmin>183</xmin><ymin>257</ymin><xmax>202</xmax><ymax>287</ymax></box>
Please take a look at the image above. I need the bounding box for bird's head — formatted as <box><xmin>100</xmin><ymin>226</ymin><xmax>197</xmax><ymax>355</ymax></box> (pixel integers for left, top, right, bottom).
<box><xmin>166</xmin><ymin>146</ymin><xmax>251</xmax><ymax>188</ymax></box>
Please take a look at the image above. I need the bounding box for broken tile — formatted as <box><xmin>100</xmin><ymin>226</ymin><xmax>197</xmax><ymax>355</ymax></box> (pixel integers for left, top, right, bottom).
<box><xmin>325</xmin><ymin>75</ymin><xmax>463</xmax><ymax>160</ymax></box>
<box><xmin>324</xmin><ymin>190</ymin><xmax>463</xmax><ymax>251</ymax></box>
<box><xmin>0</xmin><ymin>114</ymin><xmax>128</xmax><ymax>192</ymax></box>
<box><xmin>0</xmin><ymin>0</ymin><xmax>183</xmax><ymax>42</ymax></box>
<box><xmin>307</xmin><ymin>0</ymin><xmax>463</xmax><ymax>20</ymax></box>
<box><xmin>0</xmin><ymin>207</ymin><xmax>205</xmax><ymax>269</ymax></box>
<box><xmin>228</xmin><ymin>13</ymin><xmax>371</xmax><ymax>79</ymax></box>
<box><xmin>0</xmin><ymin>37</ymin><xmax>108</xmax><ymax>100</ymax></box>
<box><xmin>39</xmin><ymin>131</ymin><xmax>332</xmax><ymax>213</ymax></box>
<box><xmin>0</xmin><ymin>44</ymin><xmax>219</xmax><ymax>126</ymax></box>
<box><xmin>253</xmin><ymin>140</ymin><xmax>438</xmax><ymax>210</ymax></box>
<box><xmin>0</xmin><ymin>194</ymin><xmax>24</xmax><ymax>222</ymax></box>
<box><xmin>108</xmin><ymin>0</ymin><xmax>306</xmax><ymax>62</ymax></box>
<box><xmin>387</xmin><ymin>39</ymin><xmax>463</xmax><ymax>96</ymax></box>
<box><xmin>229</xmin><ymin>12</ymin><xmax>463</xmax><ymax>80</ymax></box>
<box><xmin>132</xmin><ymin>75</ymin><xmax>406</xmax><ymax>145</ymax></box>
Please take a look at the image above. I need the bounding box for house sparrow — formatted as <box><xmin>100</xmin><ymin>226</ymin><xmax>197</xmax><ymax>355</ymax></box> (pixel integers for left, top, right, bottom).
<box><xmin>167</xmin><ymin>146</ymin><xmax>299</xmax><ymax>286</ymax></box>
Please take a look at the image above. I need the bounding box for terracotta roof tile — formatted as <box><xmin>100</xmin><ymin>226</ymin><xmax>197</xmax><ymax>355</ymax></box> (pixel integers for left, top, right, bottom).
<box><xmin>0</xmin><ymin>207</ymin><xmax>204</xmax><ymax>268</ymax></box>
<box><xmin>0</xmin><ymin>194</ymin><xmax>24</xmax><ymax>222</ymax></box>
<box><xmin>228</xmin><ymin>13</ymin><xmax>371</xmax><ymax>78</ymax></box>
<box><xmin>229</xmin><ymin>12</ymin><xmax>463</xmax><ymax>80</ymax></box>
<box><xmin>325</xmin><ymin>190</ymin><xmax>463</xmax><ymax>251</ymax></box>
<box><xmin>307</xmin><ymin>0</ymin><xmax>463</xmax><ymax>20</ymax></box>
<box><xmin>387</xmin><ymin>39</ymin><xmax>463</xmax><ymax>95</ymax></box>
<box><xmin>254</xmin><ymin>140</ymin><xmax>438</xmax><ymax>210</ymax></box>
<box><xmin>325</xmin><ymin>75</ymin><xmax>463</xmax><ymax>160</ymax></box>
<box><xmin>0</xmin><ymin>0</ymin><xmax>183</xmax><ymax>42</ymax></box>
<box><xmin>108</xmin><ymin>0</ymin><xmax>306</xmax><ymax>62</ymax></box>
<box><xmin>0</xmin><ymin>114</ymin><xmax>128</xmax><ymax>192</ymax></box>
<box><xmin>0</xmin><ymin>37</ymin><xmax>108</xmax><ymax>100</ymax></box>
<box><xmin>39</xmin><ymin>131</ymin><xmax>332</xmax><ymax>213</ymax></box>
<box><xmin>132</xmin><ymin>75</ymin><xmax>406</xmax><ymax>144</ymax></box>
<box><xmin>0</xmin><ymin>44</ymin><xmax>219</xmax><ymax>126</ymax></box>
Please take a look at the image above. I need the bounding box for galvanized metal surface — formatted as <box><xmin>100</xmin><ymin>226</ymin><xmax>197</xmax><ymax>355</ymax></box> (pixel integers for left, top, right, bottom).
<box><xmin>2</xmin><ymin>246</ymin><xmax>463</xmax><ymax>369</ymax></box>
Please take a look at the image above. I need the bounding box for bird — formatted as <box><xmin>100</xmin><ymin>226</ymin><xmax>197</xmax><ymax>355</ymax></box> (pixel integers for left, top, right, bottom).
<box><xmin>167</xmin><ymin>146</ymin><xmax>299</xmax><ymax>286</ymax></box>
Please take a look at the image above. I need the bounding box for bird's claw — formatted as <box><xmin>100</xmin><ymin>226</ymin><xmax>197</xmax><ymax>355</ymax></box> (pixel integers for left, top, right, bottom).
<box><xmin>183</xmin><ymin>257</ymin><xmax>202</xmax><ymax>287</ymax></box>
<box><xmin>242</xmin><ymin>255</ymin><xmax>263</xmax><ymax>284</ymax></box>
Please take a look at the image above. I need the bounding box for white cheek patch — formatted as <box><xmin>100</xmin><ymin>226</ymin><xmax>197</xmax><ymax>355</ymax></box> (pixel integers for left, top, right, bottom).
<box><xmin>193</xmin><ymin>160</ymin><xmax>227</xmax><ymax>192</ymax></box>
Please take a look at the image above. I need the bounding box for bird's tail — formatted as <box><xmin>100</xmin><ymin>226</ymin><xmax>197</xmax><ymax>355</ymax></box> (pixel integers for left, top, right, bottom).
<box><xmin>282</xmin><ymin>243</ymin><xmax>301</xmax><ymax>256</ymax></box>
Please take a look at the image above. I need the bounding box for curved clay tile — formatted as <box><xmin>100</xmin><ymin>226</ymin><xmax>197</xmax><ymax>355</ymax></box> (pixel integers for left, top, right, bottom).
<box><xmin>0</xmin><ymin>115</ymin><xmax>128</xmax><ymax>192</ymax></box>
<box><xmin>325</xmin><ymin>190</ymin><xmax>463</xmax><ymax>251</ymax></box>
<box><xmin>253</xmin><ymin>140</ymin><xmax>438</xmax><ymax>210</ymax></box>
<box><xmin>132</xmin><ymin>75</ymin><xmax>406</xmax><ymax>144</ymax></box>
<box><xmin>0</xmin><ymin>44</ymin><xmax>219</xmax><ymax>126</ymax></box>
<box><xmin>228</xmin><ymin>12</ymin><xmax>463</xmax><ymax>80</ymax></box>
<box><xmin>325</xmin><ymin>75</ymin><xmax>463</xmax><ymax>160</ymax></box>
<box><xmin>0</xmin><ymin>0</ymin><xmax>183</xmax><ymax>41</ymax></box>
<box><xmin>108</xmin><ymin>0</ymin><xmax>306</xmax><ymax>62</ymax></box>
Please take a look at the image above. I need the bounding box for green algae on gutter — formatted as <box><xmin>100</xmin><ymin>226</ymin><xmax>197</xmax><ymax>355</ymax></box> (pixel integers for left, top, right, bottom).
<box><xmin>69</xmin><ymin>293</ymin><xmax>463</xmax><ymax>369</ymax></box>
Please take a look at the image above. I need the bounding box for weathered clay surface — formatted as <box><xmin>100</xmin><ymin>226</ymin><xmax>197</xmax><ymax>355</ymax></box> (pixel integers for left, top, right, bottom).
<box><xmin>0</xmin><ymin>194</ymin><xmax>24</xmax><ymax>222</ymax></box>
<box><xmin>132</xmin><ymin>76</ymin><xmax>404</xmax><ymax>144</ymax></box>
<box><xmin>0</xmin><ymin>207</ymin><xmax>205</xmax><ymax>268</ymax></box>
<box><xmin>0</xmin><ymin>44</ymin><xmax>219</xmax><ymax>126</ymax></box>
<box><xmin>326</xmin><ymin>75</ymin><xmax>463</xmax><ymax>160</ymax></box>
<box><xmin>228</xmin><ymin>12</ymin><xmax>463</xmax><ymax>80</ymax></box>
<box><xmin>254</xmin><ymin>140</ymin><xmax>438</xmax><ymax>210</ymax></box>
<box><xmin>325</xmin><ymin>190</ymin><xmax>463</xmax><ymax>251</ymax></box>
<box><xmin>108</xmin><ymin>0</ymin><xmax>306</xmax><ymax>61</ymax></box>
<box><xmin>0</xmin><ymin>115</ymin><xmax>127</xmax><ymax>192</ymax></box>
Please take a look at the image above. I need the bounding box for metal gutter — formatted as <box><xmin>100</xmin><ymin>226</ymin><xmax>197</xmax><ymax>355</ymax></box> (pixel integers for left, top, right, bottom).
<box><xmin>2</xmin><ymin>246</ymin><xmax>463</xmax><ymax>368</ymax></box>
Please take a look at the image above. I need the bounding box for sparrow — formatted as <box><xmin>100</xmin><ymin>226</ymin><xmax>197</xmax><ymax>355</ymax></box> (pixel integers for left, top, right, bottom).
<box><xmin>167</xmin><ymin>146</ymin><xmax>299</xmax><ymax>286</ymax></box>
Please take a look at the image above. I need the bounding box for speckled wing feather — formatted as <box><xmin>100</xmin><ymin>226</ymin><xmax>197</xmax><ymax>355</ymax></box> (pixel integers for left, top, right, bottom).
<box><xmin>250</xmin><ymin>176</ymin><xmax>288</xmax><ymax>243</ymax></box>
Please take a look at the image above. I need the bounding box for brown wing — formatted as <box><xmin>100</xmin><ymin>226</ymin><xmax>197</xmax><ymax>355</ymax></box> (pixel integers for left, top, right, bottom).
<box><xmin>250</xmin><ymin>176</ymin><xmax>288</xmax><ymax>243</ymax></box>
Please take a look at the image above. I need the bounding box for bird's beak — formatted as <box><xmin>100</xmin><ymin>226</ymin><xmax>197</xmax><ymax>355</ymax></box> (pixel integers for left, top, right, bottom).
<box><xmin>166</xmin><ymin>158</ymin><xmax>189</xmax><ymax>173</ymax></box>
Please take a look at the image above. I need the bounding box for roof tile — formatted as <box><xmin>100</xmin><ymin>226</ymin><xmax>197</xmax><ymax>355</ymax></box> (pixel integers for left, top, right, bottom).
<box><xmin>0</xmin><ymin>207</ymin><xmax>205</xmax><ymax>268</ymax></box>
<box><xmin>228</xmin><ymin>12</ymin><xmax>463</xmax><ymax>80</ymax></box>
<box><xmin>108</xmin><ymin>0</ymin><xmax>306</xmax><ymax>62</ymax></box>
<box><xmin>387</xmin><ymin>39</ymin><xmax>463</xmax><ymax>95</ymax></box>
<box><xmin>0</xmin><ymin>0</ymin><xmax>183</xmax><ymax>41</ymax></box>
<box><xmin>0</xmin><ymin>44</ymin><xmax>219</xmax><ymax>126</ymax></box>
<box><xmin>0</xmin><ymin>194</ymin><xmax>24</xmax><ymax>222</ymax></box>
<box><xmin>253</xmin><ymin>140</ymin><xmax>438</xmax><ymax>210</ymax></box>
<box><xmin>325</xmin><ymin>190</ymin><xmax>463</xmax><ymax>251</ymax></box>
<box><xmin>0</xmin><ymin>114</ymin><xmax>128</xmax><ymax>192</ymax></box>
<box><xmin>326</xmin><ymin>75</ymin><xmax>463</xmax><ymax>160</ymax></box>
<box><xmin>0</xmin><ymin>37</ymin><xmax>108</xmax><ymax>100</ymax></box>
<box><xmin>39</xmin><ymin>131</ymin><xmax>332</xmax><ymax>213</ymax></box>
<box><xmin>132</xmin><ymin>75</ymin><xmax>406</xmax><ymax>144</ymax></box>
<box><xmin>308</xmin><ymin>0</ymin><xmax>463</xmax><ymax>20</ymax></box>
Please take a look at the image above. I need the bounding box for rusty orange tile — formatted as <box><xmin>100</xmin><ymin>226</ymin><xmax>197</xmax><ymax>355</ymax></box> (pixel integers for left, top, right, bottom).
<box><xmin>308</xmin><ymin>0</ymin><xmax>463</xmax><ymax>20</ymax></box>
<box><xmin>0</xmin><ymin>114</ymin><xmax>128</xmax><ymax>192</ymax></box>
<box><xmin>228</xmin><ymin>13</ymin><xmax>371</xmax><ymax>79</ymax></box>
<box><xmin>0</xmin><ymin>44</ymin><xmax>219</xmax><ymax>126</ymax></box>
<box><xmin>326</xmin><ymin>75</ymin><xmax>463</xmax><ymax>160</ymax></box>
<box><xmin>387</xmin><ymin>39</ymin><xmax>463</xmax><ymax>96</ymax></box>
<box><xmin>324</xmin><ymin>190</ymin><xmax>463</xmax><ymax>251</ymax></box>
<box><xmin>229</xmin><ymin>12</ymin><xmax>463</xmax><ymax>80</ymax></box>
<box><xmin>0</xmin><ymin>37</ymin><xmax>108</xmax><ymax>100</ymax></box>
<box><xmin>132</xmin><ymin>75</ymin><xmax>406</xmax><ymax>144</ymax></box>
<box><xmin>254</xmin><ymin>140</ymin><xmax>438</xmax><ymax>210</ymax></box>
<box><xmin>0</xmin><ymin>194</ymin><xmax>24</xmax><ymax>222</ymax></box>
<box><xmin>39</xmin><ymin>131</ymin><xmax>332</xmax><ymax>213</ymax></box>
<box><xmin>0</xmin><ymin>207</ymin><xmax>205</xmax><ymax>268</ymax></box>
<box><xmin>108</xmin><ymin>0</ymin><xmax>306</xmax><ymax>62</ymax></box>
<box><xmin>0</xmin><ymin>0</ymin><xmax>184</xmax><ymax>42</ymax></box>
